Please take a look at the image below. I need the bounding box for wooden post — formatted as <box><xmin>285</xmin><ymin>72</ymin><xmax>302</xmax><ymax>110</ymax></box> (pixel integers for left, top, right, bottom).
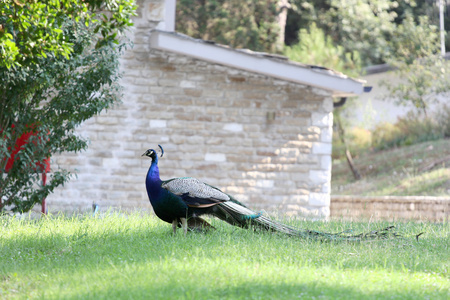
<box><xmin>41</xmin><ymin>172</ymin><xmax>47</xmax><ymax>214</ymax></box>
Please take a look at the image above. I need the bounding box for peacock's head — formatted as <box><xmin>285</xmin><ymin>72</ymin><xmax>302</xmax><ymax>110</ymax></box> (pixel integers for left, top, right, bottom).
<box><xmin>142</xmin><ymin>145</ymin><xmax>164</xmax><ymax>160</ymax></box>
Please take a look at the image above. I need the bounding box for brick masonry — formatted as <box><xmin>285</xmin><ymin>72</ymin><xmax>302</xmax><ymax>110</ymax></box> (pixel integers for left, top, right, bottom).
<box><xmin>45</xmin><ymin>0</ymin><xmax>334</xmax><ymax>218</ymax></box>
<box><xmin>331</xmin><ymin>196</ymin><xmax>449</xmax><ymax>222</ymax></box>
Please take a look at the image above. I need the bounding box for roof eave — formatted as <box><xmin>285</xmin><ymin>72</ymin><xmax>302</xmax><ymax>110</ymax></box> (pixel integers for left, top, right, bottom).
<box><xmin>149</xmin><ymin>30</ymin><xmax>366</xmax><ymax>97</ymax></box>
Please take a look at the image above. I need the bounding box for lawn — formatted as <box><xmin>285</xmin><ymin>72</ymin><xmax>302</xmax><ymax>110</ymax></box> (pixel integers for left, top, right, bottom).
<box><xmin>1</xmin><ymin>212</ymin><xmax>448</xmax><ymax>299</ymax></box>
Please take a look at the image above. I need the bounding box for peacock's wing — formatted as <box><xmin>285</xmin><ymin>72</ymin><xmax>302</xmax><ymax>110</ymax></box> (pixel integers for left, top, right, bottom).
<box><xmin>161</xmin><ymin>177</ymin><xmax>230</xmax><ymax>208</ymax></box>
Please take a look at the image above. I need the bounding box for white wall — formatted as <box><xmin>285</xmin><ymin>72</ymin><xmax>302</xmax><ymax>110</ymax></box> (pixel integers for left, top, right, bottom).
<box><xmin>354</xmin><ymin>71</ymin><xmax>449</xmax><ymax>129</ymax></box>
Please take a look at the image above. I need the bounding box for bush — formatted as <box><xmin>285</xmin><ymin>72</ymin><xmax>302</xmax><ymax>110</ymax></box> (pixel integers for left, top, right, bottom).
<box><xmin>333</xmin><ymin>106</ymin><xmax>449</xmax><ymax>159</ymax></box>
<box><xmin>283</xmin><ymin>23</ymin><xmax>361</xmax><ymax>77</ymax></box>
<box><xmin>0</xmin><ymin>1</ymin><xmax>136</xmax><ymax>213</ymax></box>
<box><xmin>370</xmin><ymin>108</ymin><xmax>450</xmax><ymax>151</ymax></box>
<box><xmin>332</xmin><ymin>127</ymin><xmax>372</xmax><ymax>160</ymax></box>
<box><xmin>348</xmin><ymin>127</ymin><xmax>372</xmax><ymax>153</ymax></box>
<box><xmin>371</xmin><ymin>122</ymin><xmax>402</xmax><ymax>150</ymax></box>
<box><xmin>372</xmin><ymin>112</ymin><xmax>443</xmax><ymax>150</ymax></box>
<box><xmin>436</xmin><ymin>103</ymin><xmax>450</xmax><ymax>138</ymax></box>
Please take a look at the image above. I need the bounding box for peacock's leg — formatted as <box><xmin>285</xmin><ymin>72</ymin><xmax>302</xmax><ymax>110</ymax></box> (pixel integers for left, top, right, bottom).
<box><xmin>181</xmin><ymin>217</ymin><xmax>187</xmax><ymax>236</ymax></box>
<box><xmin>172</xmin><ymin>219</ymin><xmax>177</xmax><ymax>234</ymax></box>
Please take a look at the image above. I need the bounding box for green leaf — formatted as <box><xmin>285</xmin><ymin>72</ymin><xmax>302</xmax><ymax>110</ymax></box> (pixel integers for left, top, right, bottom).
<box><xmin>0</xmin><ymin>0</ymin><xmax>135</xmax><ymax>212</ymax></box>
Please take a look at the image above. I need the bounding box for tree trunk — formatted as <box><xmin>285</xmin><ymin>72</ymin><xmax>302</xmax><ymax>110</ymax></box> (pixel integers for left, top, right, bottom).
<box><xmin>345</xmin><ymin>148</ymin><xmax>361</xmax><ymax>180</ymax></box>
<box><xmin>276</xmin><ymin>0</ymin><xmax>291</xmax><ymax>52</ymax></box>
<box><xmin>335</xmin><ymin>112</ymin><xmax>361</xmax><ymax>180</ymax></box>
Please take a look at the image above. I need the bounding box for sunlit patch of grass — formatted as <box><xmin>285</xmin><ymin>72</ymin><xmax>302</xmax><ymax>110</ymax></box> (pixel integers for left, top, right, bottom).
<box><xmin>371</xmin><ymin>168</ymin><xmax>450</xmax><ymax>196</ymax></box>
<box><xmin>1</xmin><ymin>212</ymin><xmax>449</xmax><ymax>299</ymax></box>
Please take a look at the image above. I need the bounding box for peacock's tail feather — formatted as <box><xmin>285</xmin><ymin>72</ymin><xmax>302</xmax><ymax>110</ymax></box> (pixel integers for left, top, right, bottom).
<box><xmin>209</xmin><ymin>200</ymin><xmax>402</xmax><ymax>241</ymax></box>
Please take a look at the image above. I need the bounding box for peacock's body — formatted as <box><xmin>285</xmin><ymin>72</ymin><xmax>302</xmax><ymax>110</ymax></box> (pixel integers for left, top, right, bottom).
<box><xmin>143</xmin><ymin>146</ymin><xmax>399</xmax><ymax>241</ymax></box>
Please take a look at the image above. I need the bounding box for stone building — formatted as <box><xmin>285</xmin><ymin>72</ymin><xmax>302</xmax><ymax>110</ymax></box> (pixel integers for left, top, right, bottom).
<box><xmin>46</xmin><ymin>0</ymin><xmax>367</xmax><ymax>218</ymax></box>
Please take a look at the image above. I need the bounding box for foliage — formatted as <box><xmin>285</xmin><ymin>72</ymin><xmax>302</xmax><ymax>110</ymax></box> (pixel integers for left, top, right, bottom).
<box><xmin>332</xmin><ymin>126</ymin><xmax>373</xmax><ymax>159</ymax></box>
<box><xmin>370</xmin><ymin>122</ymin><xmax>402</xmax><ymax>151</ymax></box>
<box><xmin>0</xmin><ymin>0</ymin><xmax>136</xmax><ymax>213</ymax></box>
<box><xmin>383</xmin><ymin>15</ymin><xmax>450</xmax><ymax>116</ymax></box>
<box><xmin>332</xmin><ymin>105</ymin><xmax>450</xmax><ymax>158</ymax></box>
<box><xmin>283</xmin><ymin>22</ymin><xmax>361</xmax><ymax>76</ymax></box>
<box><xmin>372</xmin><ymin>112</ymin><xmax>445</xmax><ymax>150</ymax></box>
<box><xmin>392</xmin><ymin>0</ymin><xmax>450</xmax><ymax>51</ymax></box>
<box><xmin>286</xmin><ymin>0</ymin><xmax>450</xmax><ymax>66</ymax></box>
<box><xmin>286</xmin><ymin>0</ymin><xmax>399</xmax><ymax>66</ymax></box>
<box><xmin>436</xmin><ymin>103</ymin><xmax>450</xmax><ymax>138</ymax></box>
<box><xmin>0</xmin><ymin>0</ymin><xmax>135</xmax><ymax>69</ymax></box>
<box><xmin>176</xmin><ymin>0</ymin><xmax>280</xmax><ymax>53</ymax></box>
<box><xmin>324</xmin><ymin>0</ymin><xmax>399</xmax><ymax>66</ymax></box>
<box><xmin>176</xmin><ymin>1</ymin><xmax>449</xmax><ymax>67</ymax></box>
<box><xmin>0</xmin><ymin>212</ymin><xmax>448</xmax><ymax>298</ymax></box>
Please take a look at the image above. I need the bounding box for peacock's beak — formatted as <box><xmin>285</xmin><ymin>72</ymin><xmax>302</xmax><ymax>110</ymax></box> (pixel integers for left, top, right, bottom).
<box><xmin>142</xmin><ymin>149</ymin><xmax>153</xmax><ymax>157</ymax></box>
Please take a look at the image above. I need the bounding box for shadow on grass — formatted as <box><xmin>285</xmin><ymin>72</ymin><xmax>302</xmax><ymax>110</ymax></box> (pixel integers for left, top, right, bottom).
<box><xmin>1</xmin><ymin>219</ymin><xmax>447</xmax><ymax>271</ymax></box>
<box><xmin>54</xmin><ymin>279</ymin><xmax>448</xmax><ymax>300</ymax></box>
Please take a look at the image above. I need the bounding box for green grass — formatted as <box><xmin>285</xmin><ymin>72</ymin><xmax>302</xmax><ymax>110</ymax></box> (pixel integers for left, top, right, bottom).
<box><xmin>1</xmin><ymin>212</ymin><xmax>449</xmax><ymax>299</ymax></box>
<box><xmin>332</xmin><ymin>139</ymin><xmax>450</xmax><ymax>196</ymax></box>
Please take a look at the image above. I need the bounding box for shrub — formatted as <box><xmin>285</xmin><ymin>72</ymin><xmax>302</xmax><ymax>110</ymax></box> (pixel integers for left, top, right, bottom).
<box><xmin>348</xmin><ymin>127</ymin><xmax>372</xmax><ymax>153</ymax></box>
<box><xmin>0</xmin><ymin>1</ymin><xmax>136</xmax><ymax>213</ymax></box>
<box><xmin>436</xmin><ymin>103</ymin><xmax>450</xmax><ymax>138</ymax></box>
<box><xmin>371</xmin><ymin>122</ymin><xmax>402</xmax><ymax>150</ymax></box>
<box><xmin>332</xmin><ymin>127</ymin><xmax>372</xmax><ymax>159</ymax></box>
<box><xmin>333</xmin><ymin>106</ymin><xmax>449</xmax><ymax>159</ymax></box>
<box><xmin>371</xmin><ymin>111</ymin><xmax>444</xmax><ymax>151</ymax></box>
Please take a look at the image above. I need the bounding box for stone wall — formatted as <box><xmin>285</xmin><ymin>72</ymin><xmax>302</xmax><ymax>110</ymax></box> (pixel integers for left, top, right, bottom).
<box><xmin>45</xmin><ymin>0</ymin><xmax>334</xmax><ymax>218</ymax></box>
<box><xmin>331</xmin><ymin>195</ymin><xmax>449</xmax><ymax>222</ymax></box>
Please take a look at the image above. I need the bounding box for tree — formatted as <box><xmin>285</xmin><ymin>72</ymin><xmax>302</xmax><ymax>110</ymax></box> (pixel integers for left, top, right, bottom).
<box><xmin>286</xmin><ymin>0</ymin><xmax>399</xmax><ymax>66</ymax></box>
<box><xmin>392</xmin><ymin>0</ymin><xmax>450</xmax><ymax>51</ymax></box>
<box><xmin>285</xmin><ymin>0</ymin><xmax>450</xmax><ymax>66</ymax></box>
<box><xmin>176</xmin><ymin>0</ymin><xmax>280</xmax><ymax>53</ymax></box>
<box><xmin>283</xmin><ymin>22</ymin><xmax>361</xmax><ymax>76</ymax></box>
<box><xmin>0</xmin><ymin>0</ymin><xmax>136</xmax><ymax>213</ymax></box>
<box><xmin>383</xmin><ymin>15</ymin><xmax>450</xmax><ymax>117</ymax></box>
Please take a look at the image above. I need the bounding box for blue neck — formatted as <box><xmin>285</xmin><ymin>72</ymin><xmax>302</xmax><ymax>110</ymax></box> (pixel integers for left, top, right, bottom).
<box><xmin>145</xmin><ymin>156</ymin><xmax>162</xmax><ymax>203</ymax></box>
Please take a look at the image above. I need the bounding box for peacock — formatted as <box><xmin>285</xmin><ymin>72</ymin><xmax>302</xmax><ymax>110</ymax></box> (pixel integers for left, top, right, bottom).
<box><xmin>143</xmin><ymin>145</ymin><xmax>401</xmax><ymax>241</ymax></box>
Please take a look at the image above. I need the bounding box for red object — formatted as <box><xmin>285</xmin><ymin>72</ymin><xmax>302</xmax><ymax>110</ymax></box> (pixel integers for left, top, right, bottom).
<box><xmin>5</xmin><ymin>130</ymin><xmax>51</xmax><ymax>173</ymax></box>
<box><xmin>2</xmin><ymin>124</ymin><xmax>50</xmax><ymax>214</ymax></box>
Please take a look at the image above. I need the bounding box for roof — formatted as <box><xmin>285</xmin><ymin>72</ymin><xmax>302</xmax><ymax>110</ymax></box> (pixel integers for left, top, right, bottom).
<box><xmin>149</xmin><ymin>30</ymin><xmax>367</xmax><ymax>97</ymax></box>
